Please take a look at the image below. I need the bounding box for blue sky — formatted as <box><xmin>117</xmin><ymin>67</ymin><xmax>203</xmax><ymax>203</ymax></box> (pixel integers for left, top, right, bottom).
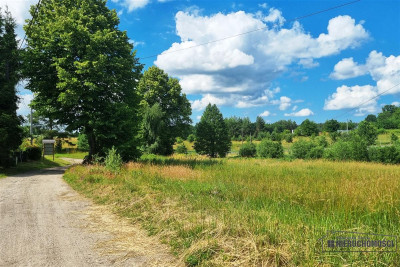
<box><xmin>3</xmin><ymin>0</ymin><xmax>399</xmax><ymax>124</ymax></box>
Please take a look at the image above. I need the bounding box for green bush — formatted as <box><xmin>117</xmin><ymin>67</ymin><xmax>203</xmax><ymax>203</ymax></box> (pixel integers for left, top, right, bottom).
<box><xmin>291</xmin><ymin>139</ymin><xmax>322</xmax><ymax>159</ymax></box>
<box><xmin>187</xmin><ymin>134</ymin><xmax>195</xmax><ymax>142</ymax></box>
<box><xmin>349</xmin><ymin>135</ymin><xmax>369</xmax><ymax>161</ymax></box>
<box><xmin>314</xmin><ymin>136</ymin><xmax>328</xmax><ymax>148</ymax></box>
<box><xmin>284</xmin><ymin>134</ymin><xmax>293</xmax><ymax>143</ymax></box>
<box><xmin>176</xmin><ymin>137</ymin><xmax>184</xmax><ymax>144</ymax></box>
<box><xmin>368</xmin><ymin>146</ymin><xmax>400</xmax><ymax>164</ymax></box>
<box><xmin>239</xmin><ymin>142</ymin><xmax>257</xmax><ymax>157</ymax></box>
<box><xmin>77</xmin><ymin>133</ymin><xmax>89</xmax><ymax>151</ymax></box>
<box><xmin>175</xmin><ymin>143</ymin><xmax>188</xmax><ymax>154</ymax></box>
<box><xmin>257</xmin><ymin>140</ymin><xmax>283</xmax><ymax>158</ymax></box>
<box><xmin>308</xmin><ymin>146</ymin><xmax>324</xmax><ymax>159</ymax></box>
<box><xmin>323</xmin><ymin>141</ymin><xmax>352</xmax><ymax>161</ymax></box>
<box><xmin>105</xmin><ymin>146</ymin><xmax>122</xmax><ymax>173</ymax></box>
<box><xmin>24</xmin><ymin>146</ymin><xmax>42</xmax><ymax>161</ymax></box>
<box><xmin>391</xmin><ymin>133</ymin><xmax>399</xmax><ymax>143</ymax></box>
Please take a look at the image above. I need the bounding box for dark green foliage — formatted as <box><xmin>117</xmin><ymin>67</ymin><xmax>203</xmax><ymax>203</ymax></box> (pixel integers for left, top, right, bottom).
<box><xmin>368</xmin><ymin>146</ymin><xmax>400</xmax><ymax>164</ymax></box>
<box><xmin>187</xmin><ymin>134</ymin><xmax>195</xmax><ymax>142</ymax></box>
<box><xmin>271</xmin><ymin>130</ymin><xmax>281</xmax><ymax>141</ymax></box>
<box><xmin>323</xmin><ymin>119</ymin><xmax>340</xmax><ymax>132</ymax></box>
<box><xmin>55</xmin><ymin>139</ymin><xmax>63</xmax><ymax>153</ymax></box>
<box><xmin>391</xmin><ymin>133</ymin><xmax>399</xmax><ymax>143</ymax></box>
<box><xmin>257</xmin><ymin>140</ymin><xmax>283</xmax><ymax>158</ymax></box>
<box><xmin>323</xmin><ymin>135</ymin><xmax>368</xmax><ymax>162</ymax></box>
<box><xmin>24</xmin><ymin>146</ymin><xmax>42</xmax><ymax>161</ymax></box>
<box><xmin>0</xmin><ymin>10</ymin><xmax>23</xmax><ymax>167</ymax></box>
<box><xmin>314</xmin><ymin>136</ymin><xmax>328</xmax><ymax>148</ymax></box>
<box><xmin>291</xmin><ymin>139</ymin><xmax>323</xmax><ymax>159</ymax></box>
<box><xmin>377</xmin><ymin>105</ymin><xmax>400</xmax><ymax>129</ymax></box>
<box><xmin>23</xmin><ymin>0</ymin><xmax>142</xmax><ymax>161</ymax></box>
<box><xmin>284</xmin><ymin>133</ymin><xmax>293</xmax><ymax>143</ymax></box>
<box><xmin>138</xmin><ymin>66</ymin><xmax>192</xmax><ymax>155</ymax></box>
<box><xmin>77</xmin><ymin>133</ymin><xmax>89</xmax><ymax>151</ymax></box>
<box><xmin>357</xmin><ymin>121</ymin><xmax>378</xmax><ymax>146</ymax></box>
<box><xmin>194</xmin><ymin>104</ymin><xmax>231</xmax><ymax>158</ymax></box>
<box><xmin>365</xmin><ymin>114</ymin><xmax>377</xmax><ymax>123</ymax></box>
<box><xmin>175</xmin><ymin>143</ymin><xmax>188</xmax><ymax>154</ymax></box>
<box><xmin>239</xmin><ymin>142</ymin><xmax>257</xmax><ymax>157</ymax></box>
<box><xmin>141</xmin><ymin>103</ymin><xmax>168</xmax><ymax>155</ymax></box>
<box><xmin>295</xmin><ymin>119</ymin><xmax>319</xmax><ymax>136</ymax></box>
<box><xmin>323</xmin><ymin>141</ymin><xmax>352</xmax><ymax>161</ymax></box>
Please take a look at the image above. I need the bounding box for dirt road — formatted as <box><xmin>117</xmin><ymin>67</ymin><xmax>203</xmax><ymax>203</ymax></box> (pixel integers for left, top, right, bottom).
<box><xmin>0</xmin><ymin>166</ymin><xmax>180</xmax><ymax>267</ymax></box>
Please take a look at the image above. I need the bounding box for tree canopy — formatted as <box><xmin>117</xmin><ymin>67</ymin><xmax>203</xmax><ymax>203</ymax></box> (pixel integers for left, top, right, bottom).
<box><xmin>138</xmin><ymin>66</ymin><xmax>191</xmax><ymax>155</ymax></box>
<box><xmin>194</xmin><ymin>104</ymin><xmax>231</xmax><ymax>158</ymax></box>
<box><xmin>23</xmin><ymin>0</ymin><xmax>143</xmax><ymax>160</ymax></box>
<box><xmin>0</xmin><ymin>9</ymin><xmax>23</xmax><ymax>167</ymax></box>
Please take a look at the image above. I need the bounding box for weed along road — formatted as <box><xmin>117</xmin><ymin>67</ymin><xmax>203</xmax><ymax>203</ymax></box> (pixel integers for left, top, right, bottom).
<box><xmin>0</xmin><ymin>166</ymin><xmax>179</xmax><ymax>267</ymax></box>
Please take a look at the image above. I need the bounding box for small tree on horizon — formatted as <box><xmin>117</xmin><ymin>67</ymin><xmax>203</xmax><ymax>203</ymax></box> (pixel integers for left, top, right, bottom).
<box><xmin>194</xmin><ymin>104</ymin><xmax>231</xmax><ymax>158</ymax></box>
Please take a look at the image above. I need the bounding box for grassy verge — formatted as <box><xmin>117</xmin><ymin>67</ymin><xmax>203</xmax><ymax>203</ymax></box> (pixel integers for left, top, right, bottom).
<box><xmin>0</xmin><ymin>156</ymin><xmax>70</xmax><ymax>178</ymax></box>
<box><xmin>55</xmin><ymin>151</ymin><xmax>88</xmax><ymax>159</ymax></box>
<box><xmin>64</xmin><ymin>156</ymin><xmax>400</xmax><ymax>266</ymax></box>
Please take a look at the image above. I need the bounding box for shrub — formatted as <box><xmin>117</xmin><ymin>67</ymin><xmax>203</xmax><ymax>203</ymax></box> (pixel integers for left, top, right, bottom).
<box><xmin>77</xmin><ymin>133</ymin><xmax>89</xmax><ymax>151</ymax></box>
<box><xmin>24</xmin><ymin>146</ymin><xmax>42</xmax><ymax>161</ymax></box>
<box><xmin>323</xmin><ymin>140</ymin><xmax>367</xmax><ymax>161</ymax></box>
<box><xmin>368</xmin><ymin>146</ymin><xmax>400</xmax><ymax>164</ymax></box>
<box><xmin>257</xmin><ymin>140</ymin><xmax>283</xmax><ymax>158</ymax></box>
<box><xmin>176</xmin><ymin>137</ymin><xmax>184</xmax><ymax>144</ymax></box>
<box><xmin>291</xmin><ymin>139</ymin><xmax>321</xmax><ymax>159</ymax></box>
<box><xmin>308</xmin><ymin>146</ymin><xmax>324</xmax><ymax>159</ymax></box>
<box><xmin>271</xmin><ymin>131</ymin><xmax>281</xmax><ymax>141</ymax></box>
<box><xmin>175</xmin><ymin>143</ymin><xmax>188</xmax><ymax>154</ymax></box>
<box><xmin>315</xmin><ymin>136</ymin><xmax>328</xmax><ymax>148</ymax></box>
<box><xmin>284</xmin><ymin>134</ymin><xmax>293</xmax><ymax>143</ymax></box>
<box><xmin>239</xmin><ymin>142</ymin><xmax>257</xmax><ymax>157</ymax></box>
<box><xmin>187</xmin><ymin>134</ymin><xmax>195</xmax><ymax>143</ymax></box>
<box><xmin>105</xmin><ymin>146</ymin><xmax>122</xmax><ymax>173</ymax></box>
<box><xmin>391</xmin><ymin>133</ymin><xmax>399</xmax><ymax>143</ymax></box>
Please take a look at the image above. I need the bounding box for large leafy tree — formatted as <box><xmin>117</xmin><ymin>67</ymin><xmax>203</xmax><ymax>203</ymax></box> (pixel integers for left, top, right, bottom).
<box><xmin>0</xmin><ymin>9</ymin><xmax>23</xmax><ymax>167</ymax></box>
<box><xmin>194</xmin><ymin>104</ymin><xmax>231</xmax><ymax>158</ymax></box>
<box><xmin>23</xmin><ymin>0</ymin><xmax>143</xmax><ymax>160</ymax></box>
<box><xmin>357</xmin><ymin>121</ymin><xmax>378</xmax><ymax>146</ymax></box>
<box><xmin>295</xmin><ymin>119</ymin><xmax>319</xmax><ymax>136</ymax></box>
<box><xmin>323</xmin><ymin>119</ymin><xmax>340</xmax><ymax>133</ymax></box>
<box><xmin>138</xmin><ymin>66</ymin><xmax>191</xmax><ymax>155</ymax></box>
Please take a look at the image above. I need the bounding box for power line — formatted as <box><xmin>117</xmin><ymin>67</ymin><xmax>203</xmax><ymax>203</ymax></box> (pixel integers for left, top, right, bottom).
<box><xmin>140</xmin><ymin>0</ymin><xmax>361</xmax><ymax>60</ymax></box>
<box><xmin>18</xmin><ymin>0</ymin><xmax>42</xmax><ymax>50</ymax></box>
<box><xmin>333</xmin><ymin>82</ymin><xmax>400</xmax><ymax>120</ymax></box>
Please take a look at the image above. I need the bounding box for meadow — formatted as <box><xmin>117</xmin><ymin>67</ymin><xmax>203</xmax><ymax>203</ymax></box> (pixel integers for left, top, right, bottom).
<box><xmin>64</xmin><ymin>155</ymin><xmax>400</xmax><ymax>266</ymax></box>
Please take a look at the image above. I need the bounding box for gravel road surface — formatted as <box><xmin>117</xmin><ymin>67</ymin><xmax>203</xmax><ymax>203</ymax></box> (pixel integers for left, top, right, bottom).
<box><xmin>0</xmin><ymin>165</ymin><xmax>179</xmax><ymax>267</ymax></box>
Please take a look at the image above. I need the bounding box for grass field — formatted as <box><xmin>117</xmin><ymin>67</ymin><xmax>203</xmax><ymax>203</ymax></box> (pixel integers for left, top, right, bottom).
<box><xmin>64</xmin><ymin>155</ymin><xmax>400</xmax><ymax>266</ymax></box>
<box><xmin>0</xmin><ymin>156</ymin><xmax>70</xmax><ymax>178</ymax></box>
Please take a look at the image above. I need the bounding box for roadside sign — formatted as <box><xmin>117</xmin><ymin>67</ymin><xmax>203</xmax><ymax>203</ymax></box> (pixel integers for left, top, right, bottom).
<box><xmin>42</xmin><ymin>140</ymin><xmax>55</xmax><ymax>161</ymax></box>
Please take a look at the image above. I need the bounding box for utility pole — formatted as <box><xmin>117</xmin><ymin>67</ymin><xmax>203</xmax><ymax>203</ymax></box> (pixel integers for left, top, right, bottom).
<box><xmin>30</xmin><ymin>108</ymin><xmax>33</xmax><ymax>145</ymax></box>
<box><xmin>346</xmin><ymin>119</ymin><xmax>349</xmax><ymax>133</ymax></box>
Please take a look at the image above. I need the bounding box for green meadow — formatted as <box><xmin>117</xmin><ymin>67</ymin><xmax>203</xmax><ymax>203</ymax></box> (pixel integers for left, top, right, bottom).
<box><xmin>64</xmin><ymin>155</ymin><xmax>400</xmax><ymax>266</ymax></box>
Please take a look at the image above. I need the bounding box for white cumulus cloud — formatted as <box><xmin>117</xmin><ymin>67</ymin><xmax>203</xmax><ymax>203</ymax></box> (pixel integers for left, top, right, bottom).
<box><xmin>284</xmin><ymin>108</ymin><xmax>314</xmax><ymax>117</ymax></box>
<box><xmin>155</xmin><ymin>10</ymin><xmax>368</xmax><ymax>110</ymax></box>
<box><xmin>259</xmin><ymin>110</ymin><xmax>271</xmax><ymax>117</ymax></box>
<box><xmin>324</xmin><ymin>85</ymin><xmax>378</xmax><ymax>115</ymax></box>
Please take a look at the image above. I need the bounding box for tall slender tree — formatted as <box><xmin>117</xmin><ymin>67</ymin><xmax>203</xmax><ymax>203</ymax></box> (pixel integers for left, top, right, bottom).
<box><xmin>194</xmin><ymin>104</ymin><xmax>231</xmax><ymax>158</ymax></box>
<box><xmin>23</xmin><ymin>0</ymin><xmax>143</xmax><ymax>160</ymax></box>
<box><xmin>0</xmin><ymin>9</ymin><xmax>23</xmax><ymax>167</ymax></box>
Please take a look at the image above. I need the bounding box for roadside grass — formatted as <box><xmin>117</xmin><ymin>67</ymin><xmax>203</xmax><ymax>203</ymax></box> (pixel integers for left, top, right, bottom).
<box><xmin>64</xmin><ymin>155</ymin><xmax>400</xmax><ymax>266</ymax></box>
<box><xmin>0</xmin><ymin>156</ymin><xmax>70</xmax><ymax>178</ymax></box>
<box><xmin>55</xmin><ymin>151</ymin><xmax>88</xmax><ymax>159</ymax></box>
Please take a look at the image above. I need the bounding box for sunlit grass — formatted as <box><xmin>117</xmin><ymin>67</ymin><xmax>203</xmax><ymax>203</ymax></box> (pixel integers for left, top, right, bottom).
<box><xmin>0</xmin><ymin>156</ymin><xmax>70</xmax><ymax>178</ymax></box>
<box><xmin>64</xmin><ymin>155</ymin><xmax>400</xmax><ymax>266</ymax></box>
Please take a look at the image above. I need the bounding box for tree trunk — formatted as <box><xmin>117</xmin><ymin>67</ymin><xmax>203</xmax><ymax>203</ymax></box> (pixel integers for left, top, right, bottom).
<box><xmin>86</xmin><ymin>130</ymin><xmax>97</xmax><ymax>163</ymax></box>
